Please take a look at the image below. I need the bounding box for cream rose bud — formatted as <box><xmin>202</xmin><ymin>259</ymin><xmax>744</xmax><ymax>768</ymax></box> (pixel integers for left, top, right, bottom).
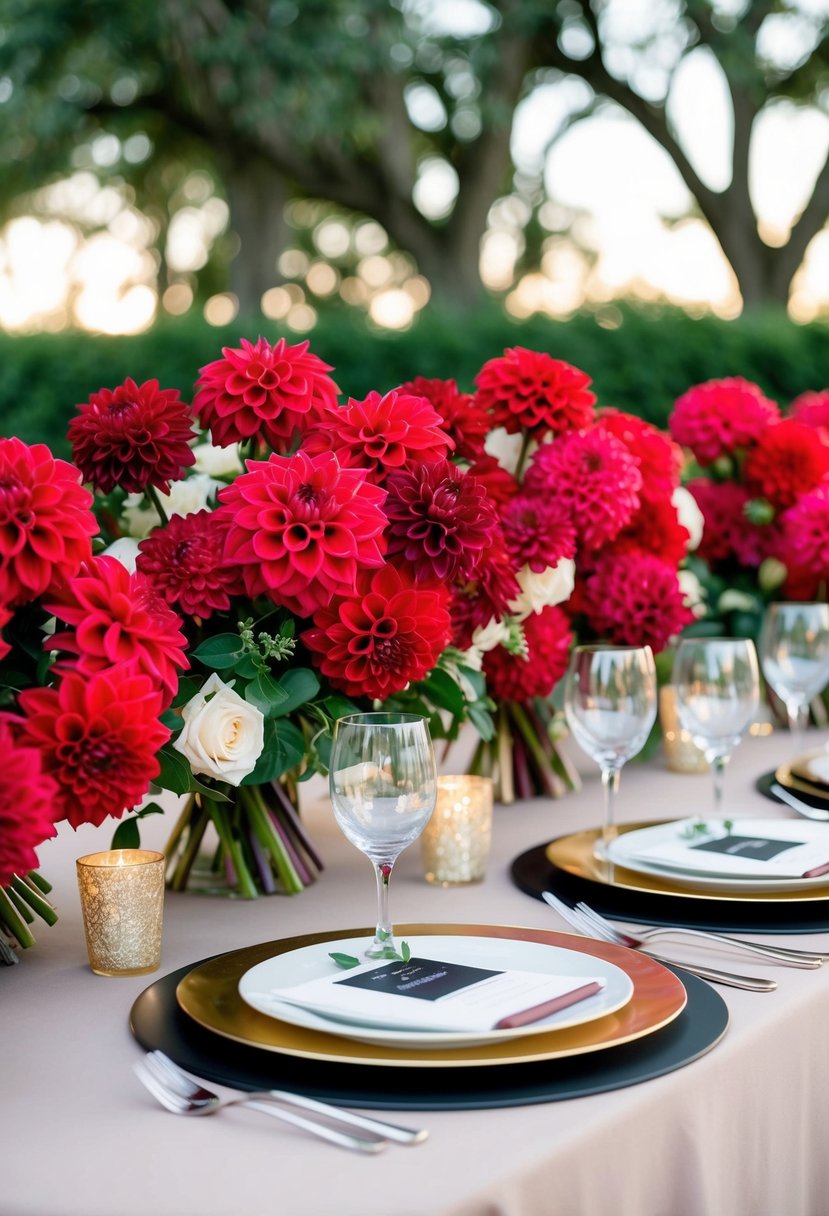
<box><xmin>471</xmin><ymin>617</ymin><xmax>510</xmax><ymax>653</ymax></box>
<box><xmin>173</xmin><ymin>673</ymin><xmax>265</xmax><ymax>786</ymax></box>
<box><xmin>509</xmin><ymin>558</ymin><xmax>576</xmax><ymax>620</ymax></box>
<box><xmin>672</xmin><ymin>486</ymin><xmax>704</xmax><ymax>551</ymax></box>
<box><xmin>102</xmin><ymin>536</ymin><xmax>141</xmax><ymax>572</ymax></box>
<box><xmin>192</xmin><ymin>440</ymin><xmax>244</xmax><ymax>478</ymax></box>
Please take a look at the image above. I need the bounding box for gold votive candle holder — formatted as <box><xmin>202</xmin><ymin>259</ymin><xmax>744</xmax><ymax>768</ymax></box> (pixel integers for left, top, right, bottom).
<box><xmin>76</xmin><ymin>849</ymin><xmax>165</xmax><ymax>977</ymax></box>
<box><xmin>659</xmin><ymin>686</ymin><xmax>708</xmax><ymax>774</ymax></box>
<box><xmin>421</xmin><ymin>775</ymin><xmax>493</xmax><ymax>886</ymax></box>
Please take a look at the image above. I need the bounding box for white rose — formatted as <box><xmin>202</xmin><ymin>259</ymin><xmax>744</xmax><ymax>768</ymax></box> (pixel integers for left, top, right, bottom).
<box><xmin>122</xmin><ymin>473</ymin><xmax>223</xmax><ymax>538</ymax></box>
<box><xmin>678</xmin><ymin>569</ymin><xmax>706</xmax><ymax>618</ymax></box>
<box><xmin>192</xmin><ymin>440</ymin><xmax>244</xmax><ymax>478</ymax></box>
<box><xmin>672</xmin><ymin>486</ymin><xmax>704</xmax><ymax>551</ymax></box>
<box><xmin>102</xmin><ymin>536</ymin><xmax>141</xmax><ymax>572</ymax></box>
<box><xmin>471</xmin><ymin>617</ymin><xmax>510</xmax><ymax>653</ymax></box>
<box><xmin>509</xmin><ymin>558</ymin><xmax>576</xmax><ymax>620</ymax></box>
<box><xmin>173</xmin><ymin>673</ymin><xmax>265</xmax><ymax>786</ymax></box>
<box><xmin>484</xmin><ymin>427</ymin><xmax>531</xmax><ymax>475</ymax></box>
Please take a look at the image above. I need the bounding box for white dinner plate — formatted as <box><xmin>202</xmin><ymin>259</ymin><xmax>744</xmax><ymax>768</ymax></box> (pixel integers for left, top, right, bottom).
<box><xmin>238</xmin><ymin>933</ymin><xmax>634</xmax><ymax>1049</ymax></box>
<box><xmin>604</xmin><ymin>818</ymin><xmax>829</xmax><ymax>894</ymax></box>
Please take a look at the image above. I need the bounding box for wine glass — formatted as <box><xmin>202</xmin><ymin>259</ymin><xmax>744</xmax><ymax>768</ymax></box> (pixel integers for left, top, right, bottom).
<box><xmin>759</xmin><ymin>602</ymin><xmax>829</xmax><ymax>749</ymax></box>
<box><xmin>672</xmin><ymin>637</ymin><xmax>760</xmax><ymax>820</ymax></box>
<box><xmin>563</xmin><ymin>645</ymin><xmax>658</xmax><ymax>848</ymax></box>
<box><xmin>329</xmin><ymin>712</ymin><xmax>437</xmax><ymax>959</ymax></box>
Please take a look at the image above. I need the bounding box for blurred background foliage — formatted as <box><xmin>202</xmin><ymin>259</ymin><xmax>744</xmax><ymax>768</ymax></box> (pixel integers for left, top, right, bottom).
<box><xmin>6</xmin><ymin>301</ymin><xmax>829</xmax><ymax>457</ymax></box>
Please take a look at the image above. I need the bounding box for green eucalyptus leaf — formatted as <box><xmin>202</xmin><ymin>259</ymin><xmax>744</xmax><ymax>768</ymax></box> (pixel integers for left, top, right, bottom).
<box><xmin>422</xmin><ymin>667</ymin><xmax>466</xmax><ymax>717</ymax></box>
<box><xmin>191</xmin><ymin>633</ymin><xmax>245</xmax><ymax>669</ymax></box>
<box><xmin>245</xmin><ymin>670</ymin><xmax>289</xmax><ymax>717</ymax></box>
<box><xmin>110</xmin><ymin>818</ymin><xmax>141</xmax><ymax>849</ymax></box>
<box><xmin>242</xmin><ymin>719</ymin><xmax>306</xmax><ymax>784</ymax></box>
<box><xmin>269</xmin><ymin>668</ymin><xmax>320</xmax><ymax>717</ymax></box>
<box><xmin>329</xmin><ymin>952</ymin><xmax>360</xmax><ymax>969</ymax></box>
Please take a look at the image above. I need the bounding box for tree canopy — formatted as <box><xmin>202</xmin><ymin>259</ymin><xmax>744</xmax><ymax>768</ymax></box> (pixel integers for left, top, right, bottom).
<box><xmin>0</xmin><ymin>0</ymin><xmax>827</xmax><ymax>318</ymax></box>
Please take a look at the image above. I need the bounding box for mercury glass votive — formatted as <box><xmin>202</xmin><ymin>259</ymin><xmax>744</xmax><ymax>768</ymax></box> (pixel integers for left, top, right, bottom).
<box><xmin>659</xmin><ymin>686</ymin><xmax>709</xmax><ymax>774</ymax></box>
<box><xmin>76</xmin><ymin>850</ymin><xmax>165</xmax><ymax>977</ymax></box>
<box><xmin>421</xmin><ymin>776</ymin><xmax>493</xmax><ymax>886</ymax></box>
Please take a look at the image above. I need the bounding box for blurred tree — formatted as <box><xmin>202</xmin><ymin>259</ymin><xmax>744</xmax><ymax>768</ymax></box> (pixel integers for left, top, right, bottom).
<box><xmin>0</xmin><ymin>0</ymin><xmax>826</xmax><ymax>315</ymax></box>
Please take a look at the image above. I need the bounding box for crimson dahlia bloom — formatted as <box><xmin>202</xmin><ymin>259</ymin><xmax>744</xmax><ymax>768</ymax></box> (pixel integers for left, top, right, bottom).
<box><xmin>669</xmin><ymin>377</ymin><xmax>779</xmax><ymax>466</ymax></box>
<box><xmin>483</xmin><ymin>605</ymin><xmax>572</xmax><ymax>702</ymax></box>
<box><xmin>302</xmin><ymin>565</ymin><xmax>450</xmax><ymax>700</ymax></box>
<box><xmin>69</xmin><ymin>378</ymin><xmax>196</xmax><ymax>494</ymax></box>
<box><xmin>397</xmin><ymin>376</ymin><xmax>489</xmax><ymax>461</ymax></box>
<box><xmin>790</xmin><ymin>390</ymin><xmax>829</xmax><ymax>431</ymax></box>
<box><xmin>474</xmin><ymin>347</ymin><xmax>595</xmax><ymax>437</ymax></box>
<box><xmin>385</xmin><ymin>459</ymin><xmax>498</xmax><ymax>582</ymax></box>
<box><xmin>47</xmin><ymin>556</ymin><xmax>189</xmax><ymax>702</ymax></box>
<box><xmin>501</xmin><ymin>497</ymin><xmax>577</xmax><ymax>573</ymax></box>
<box><xmin>777</xmin><ymin>486</ymin><xmax>829</xmax><ymax>582</ymax></box>
<box><xmin>524</xmin><ymin>425</ymin><xmax>642</xmax><ymax>551</ymax></box>
<box><xmin>0</xmin><ymin>719</ymin><xmax>58</xmax><ymax>886</ymax></box>
<box><xmin>450</xmin><ymin>538</ymin><xmax>521</xmax><ymax>650</ymax></box>
<box><xmin>581</xmin><ymin>553</ymin><xmax>694</xmax><ymax>653</ymax></box>
<box><xmin>137</xmin><ymin>509</ymin><xmax>241</xmax><ymax>619</ymax></box>
<box><xmin>219</xmin><ymin>450</ymin><xmax>387</xmax><ymax>617</ymax></box>
<box><xmin>463</xmin><ymin>454</ymin><xmax>519</xmax><ymax>508</ymax></box>
<box><xmin>687</xmin><ymin>479</ymin><xmax>768</xmax><ymax>568</ymax></box>
<box><xmin>611</xmin><ymin>495</ymin><xmax>691</xmax><ymax>568</ymax></box>
<box><xmin>194</xmin><ymin>336</ymin><xmax>339</xmax><ymax>451</ymax></box>
<box><xmin>0</xmin><ymin>438</ymin><xmax>96</xmax><ymax>607</ymax></box>
<box><xmin>14</xmin><ymin>666</ymin><xmax>169</xmax><ymax>829</ymax></box>
<box><xmin>743</xmin><ymin>419</ymin><xmax>829</xmax><ymax>510</ymax></box>
<box><xmin>302</xmin><ymin>389</ymin><xmax>452</xmax><ymax>483</ymax></box>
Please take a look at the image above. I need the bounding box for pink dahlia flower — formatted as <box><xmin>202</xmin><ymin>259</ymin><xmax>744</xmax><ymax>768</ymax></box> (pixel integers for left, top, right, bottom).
<box><xmin>581</xmin><ymin>553</ymin><xmax>694</xmax><ymax>653</ymax></box>
<box><xmin>482</xmin><ymin>605</ymin><xmax>572</xmax><ymax>702</ymax></box>
<box><xmin>136</xmin><ymin>509</ymin><xmax>241</xmax><ymax>619</ymax></box>
<box><xmin>598</xmin><ymin>408</ymin><xmax>683</xmax><ymax>503</ymax></box>
<box><xmin>743</xmin><ymin>419</ymin><xmax>829</xmax><ymax>511</ymax></box>
<box><xmin>0</xmin><ymin>719</ymin><xmax>58</xmax><ymax>886</ymax></box>
<box><xmin>669</xmin><ymin>377</ymin><xmax>779</xmax><ymax>466</ymax></box>
<box><xmin>397</xmin><ymin>376</ymin><xmax>490</xmax><ymax>461</ymax></box>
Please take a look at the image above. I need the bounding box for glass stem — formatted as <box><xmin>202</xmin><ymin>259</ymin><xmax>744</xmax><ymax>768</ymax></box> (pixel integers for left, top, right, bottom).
<box><xmin>367</xmin><ymin>861</ymin><xmax>396</xmax><ymax>959</ymax></box>
<box><xmin>600</xmin><ymin>766</ymin><xmax>621</xmax><ymax>849</ymax></box>
<box><xmin>786</xmin><ymin>699</ymin><xmax>808</xmax><ymax>753</ymax></box>
<box><xmin>711</xmin><ymin>753</ymin><xmax>729</xmax><ymax>818</ymax></box>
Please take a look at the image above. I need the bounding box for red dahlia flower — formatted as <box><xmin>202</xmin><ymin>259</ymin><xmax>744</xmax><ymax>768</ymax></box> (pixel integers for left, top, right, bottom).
<box><xmin>687</xmin><ymin>479</ymin><xmax>768</xmax><ymax>568</ymax></box>
<box><xmin>0</xmin><ymin>438</ymin><xmax>96</xmax><ymax>607</ymax></box>
<box><xmin>669</xmin><ymin>378</ymin><xmax>780</xmax><ymax>466</ymax></box>
<box><xmin>743</xmin><ymin>419</ymin><xmax>829</xmax><ymax>511</ymax></box>
<box><xmin>790</xmin><ymin>390</ymin><xmax>829</xmax><ymax>431</ymax></box>
<box><xmin>482</xmin><ymin>605</ymin><xmax>572</xmax><ymax>702</ymax></box>
<box><xmin>598</xmin><ymin>409</ymin><xmax>683</xmax><ymax>503</ymax></box>
<box><xmin>384</xmin><ymin>459</ymin><xmax>498</xmax><ymax>582</ymax></box>
<box><xmin>136</xmin><ymin>509</ymin><xmax>241</xmax><ymax>619</ymax></box>
<box><xmin>524</xmin><ymin>425</ymin><xmax>642</xmax><ymax>551</ymax></box>
<box><xmin>0</xmin><ymin>719</ymin><xmax>58</xmax><ymax>886</ymax></box>
<box><xmin>501</xmin><ymin>497</ymin><xmax>577</xmax><ymax>573</ymax></box>
<box><xmin>47</xmin><ymin>556</ymin><xmax>189</xmax><ymax>702</ymax></box>
<box><xmin>0</xmin><ymin>605</ymin><xmax>11</xmax><ymax>661</ymax></box>
<box><xmin>68</xmin><ymin>378</ymin><xmax>196</xmax><ymax>494</ymax></box>
<box><xmin>13</xmin><ymin>666</ymin><xmax>169</xmax><ymax>829</ymax></box>
<box><xmin>194</xmin><ymin>336</ymin><xmax>339</xmax><ymax>451</ymax></box>
<box><xmin>474</xmin><ymin>347</ymin><xmax>595</xmax><ymax>437</ymax></box>
<box><xmin>611</xmin><ymin>495</ymin><xmax>691</xmax><ymax>567</ymax></box>
<box><xmin>463</xmin><ymin>454</ymin><xmax>519</xmax><ymax>508</ymax></box>
<box><xmin>219</xmin><ymin>450</ymin><xmax>387</xmax><ymax>617</ymax></box>
<box><xmin>302</xmin><ymin>389</ymin><xmax>452</xmax><ymax>483</ymax></box>
<box><xmin>302</xmin><ymin>565</ymin><xmax>450</xmax><ymax>700</ymax></box>
<box><xmin>397</xmin><ymin>376</ymin><xmax>489</xmax><ymax>461</ymax></box>
<box><xmin>581</xmin><ymin>554</ymin><xmax>694</xmax><ymax>653</ymax></box>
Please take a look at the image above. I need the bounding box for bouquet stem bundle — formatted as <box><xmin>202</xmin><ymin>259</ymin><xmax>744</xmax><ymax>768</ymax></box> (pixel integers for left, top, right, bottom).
<box><xmin>0</xmin><ymin>871</ymin><xmax>58</xmax><ymax>961</ymax></box>
<box><xmin>466</xmin><ymin>701</ymin><xmax>581</xmax><ymax>805</ymax></box>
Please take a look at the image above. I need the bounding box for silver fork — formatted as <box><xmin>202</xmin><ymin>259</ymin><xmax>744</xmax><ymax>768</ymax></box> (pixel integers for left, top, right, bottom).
<box><xmin>571</xmin><ymin>899</ymin><xmax>827</xmax><ymax>968</ymax></box>
<box><xmin>134</xmin><ymin>1056</ymin><xmax>386</xmax><ymax>1153</ymax></box>
<box><xmin>144</xmin><ymin>1050</ymin><xmax>426</xmax><ymax>1145</ymax></box>
<box><xmin>541</xmin><ymin>891</ymin><xmax>778</xmax><ymax>991</ymax></box>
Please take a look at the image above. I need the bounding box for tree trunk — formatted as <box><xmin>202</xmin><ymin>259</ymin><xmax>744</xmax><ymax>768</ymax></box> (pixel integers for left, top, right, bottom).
<box><xmin>223</xmin><ymin>160</ymin><xmax>289</xmax><ymax>318</ymax></box>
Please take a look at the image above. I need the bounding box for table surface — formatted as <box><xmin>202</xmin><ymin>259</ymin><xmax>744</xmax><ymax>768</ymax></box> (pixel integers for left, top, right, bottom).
<box><xmin>5</xmin><ymin>729</ymin><xmax>829</xmax><ymax>1216</ymax></box>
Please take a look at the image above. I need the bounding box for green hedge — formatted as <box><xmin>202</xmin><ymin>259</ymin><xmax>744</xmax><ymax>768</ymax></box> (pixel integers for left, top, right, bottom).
<box><xmin>3</xmin><ymin>301</ymin><xmax>828</xmax><ymax>455</ymax></box>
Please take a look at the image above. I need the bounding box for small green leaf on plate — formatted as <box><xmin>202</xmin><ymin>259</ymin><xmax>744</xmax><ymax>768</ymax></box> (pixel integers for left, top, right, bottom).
<box><xmin>329</xmin><ymin>952</ymin><xmax>360</xmax><ymax>969</ymax></box>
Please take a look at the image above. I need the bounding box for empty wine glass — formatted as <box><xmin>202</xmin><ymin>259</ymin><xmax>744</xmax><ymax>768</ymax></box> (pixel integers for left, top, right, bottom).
<box><xmin>329</xmin><ymin>712</ymin><xmax>437</xmax><ymax>959</ymax></box>
<box><xmin>672</xmin><ymin>637</ymin><xmax>760</xmax><ymax>820</ymax></box>
<box><xmin>564</xmin><ymin>645</ymin><xmax>658</xmax><ymax>848</ymax></box>
<box><xmin>759</xmin><ymin>602</ymin><xmax>829</xmax><ymax>748</ymax></box>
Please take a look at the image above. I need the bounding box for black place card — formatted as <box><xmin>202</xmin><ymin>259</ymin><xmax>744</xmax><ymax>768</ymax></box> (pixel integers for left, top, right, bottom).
<box><xmin>690</xmin><ymin>834</ymin><xmax>805</xmax><ymax>862</ymax></box>
<box><xmin>336</xmin><ymin>957</ymin><xmax>502</xmax><ymax>1003</ymax></box>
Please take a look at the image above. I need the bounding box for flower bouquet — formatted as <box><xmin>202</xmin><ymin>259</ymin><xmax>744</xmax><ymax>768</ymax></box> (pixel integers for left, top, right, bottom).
<box><xmin>399</xmin><ymin>350</ymin><xmax>698</xmax><ymax>802</ymax></box>
<box><xmin>669</xmin><ymin>379</ymin><xmax>829</xmax><ymax>637</ymax></box>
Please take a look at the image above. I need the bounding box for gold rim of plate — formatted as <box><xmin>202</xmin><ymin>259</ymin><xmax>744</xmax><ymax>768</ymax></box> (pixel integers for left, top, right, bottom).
<box><xmin>546</xmin><ymin>821</ymin><xmax>829</xmax><ymax>904</ymax></box>
<box><xmin>175</xmin><ymin>923</ymin><xmax>687</xmax><ymax>1069</ymax></box>
<box><xmin>778</xmin><ymin>755</ymin><xmax>829</xmax><ymax>801</ymax></box>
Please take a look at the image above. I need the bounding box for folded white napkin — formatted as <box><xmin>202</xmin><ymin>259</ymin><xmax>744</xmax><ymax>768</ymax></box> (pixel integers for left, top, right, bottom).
<box><xmin>613</xmin><ymin>818</ymin><xmax>829</xmax><ymax>880</ymax></box>
<box><xmin>248</xmin><ymin>954</ymin><xmax>606</xmax><ymax>1033</ymax></box>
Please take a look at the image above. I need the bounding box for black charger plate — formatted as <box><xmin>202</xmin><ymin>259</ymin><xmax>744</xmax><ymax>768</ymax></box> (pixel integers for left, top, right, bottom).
<box><xmin>130</xmin><ymin>957</ymin><xmax>728</xmax><ymax>1111</ymax></box>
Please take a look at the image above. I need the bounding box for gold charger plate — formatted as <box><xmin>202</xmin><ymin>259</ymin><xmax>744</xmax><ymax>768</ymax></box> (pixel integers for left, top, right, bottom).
<box><xmin>175</xmin><ymin>922</ymin><xmax>686</xmax><ymax>1069</ymax></box>
<box><xmin>547</xmin><ymin>821</ymin><xmax>829</xmax><ymax>904</ymax></box>
<box><xmin>778</xmin><ymin>757</ymin><xmax>829</xmax><ymax>801</ymax></box>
